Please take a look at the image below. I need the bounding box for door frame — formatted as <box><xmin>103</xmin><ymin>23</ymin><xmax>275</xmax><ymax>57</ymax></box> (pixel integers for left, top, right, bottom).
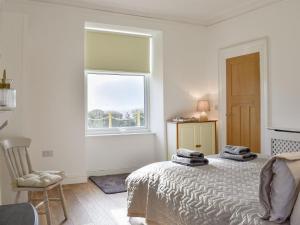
<box><xmin>218</xmin><ymin>37</ymin><xmax>269</xmax><ymax>154</ymax></box>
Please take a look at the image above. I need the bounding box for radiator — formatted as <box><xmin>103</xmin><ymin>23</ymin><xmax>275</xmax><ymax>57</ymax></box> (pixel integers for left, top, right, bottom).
<box><xmin>271</xmin><ymin>138</ymin><xmax>300</xmax><ymax>156</ymax></box>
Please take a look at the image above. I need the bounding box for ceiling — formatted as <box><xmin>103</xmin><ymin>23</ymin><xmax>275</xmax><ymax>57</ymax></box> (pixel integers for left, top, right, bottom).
<box><xmin>32</xmin><ymin>0</ymin><xmax>282</xmax><ymax>26</ymax></box>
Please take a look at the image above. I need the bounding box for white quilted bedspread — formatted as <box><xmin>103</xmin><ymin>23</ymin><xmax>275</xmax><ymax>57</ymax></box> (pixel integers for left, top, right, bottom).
<box><xmin>126</xmin><ymin>156</ymin><xmax>289</xmax><ymax>225</ymax></box>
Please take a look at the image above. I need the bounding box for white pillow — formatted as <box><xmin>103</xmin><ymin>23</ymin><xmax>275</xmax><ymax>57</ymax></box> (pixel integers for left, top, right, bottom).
<box><xmin>270</xmin><ymin>159</ymin><xmax>297</xmax><ymax>223</ymax></box>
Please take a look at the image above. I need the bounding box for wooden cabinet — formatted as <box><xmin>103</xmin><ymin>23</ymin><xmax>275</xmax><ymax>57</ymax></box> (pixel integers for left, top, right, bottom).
<box><xmin>167</xmin><ymin>121</ymin><xmax>217</xmax><ymax>160</ymax></box>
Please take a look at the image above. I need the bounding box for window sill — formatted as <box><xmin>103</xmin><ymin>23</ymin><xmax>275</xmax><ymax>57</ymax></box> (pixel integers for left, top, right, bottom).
<box><xmin>85</xmin><ymin>130</ymin><xmax>155</xmax><ymax>137</ymax></box>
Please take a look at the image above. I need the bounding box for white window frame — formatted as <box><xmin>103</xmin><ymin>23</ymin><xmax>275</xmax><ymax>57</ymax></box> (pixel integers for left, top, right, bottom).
<box><xmin>85</xmin><ymin>70</ymin><xmax>150</xmax><ymax>136</ymax></box>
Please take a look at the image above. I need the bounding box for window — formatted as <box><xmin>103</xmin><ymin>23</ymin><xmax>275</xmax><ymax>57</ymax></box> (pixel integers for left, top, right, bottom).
<box><xmin>86</xmin><ymin>72</ymin><xmax>149</xmax><ymax>134</ymax></box>
<box><xmin>84</xmin><ymin>28</ymin><xmax>151</xmax><ymax>135</ymax></box>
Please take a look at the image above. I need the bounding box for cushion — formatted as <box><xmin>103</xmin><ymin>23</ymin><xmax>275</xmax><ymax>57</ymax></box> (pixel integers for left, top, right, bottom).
<box><xmin>270</xmin><ymin>159</ymin><xmax>297</xmax><ymax>223</ymax></box>
<box><xmin>34</xmin><ymin>170</ymin><xmax>65</xmax><ymax>178</ymax></box>
<box><xmin>17</xmin><ymin>171</ymin><xmax>63</xmax><ymax>188</ymax></box>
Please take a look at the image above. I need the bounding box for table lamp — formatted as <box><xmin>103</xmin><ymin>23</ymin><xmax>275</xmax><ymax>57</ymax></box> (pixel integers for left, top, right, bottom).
<box><xmin>0</xmin><ymin>69</ymin><xmax>16</xmax><ymax>130</ymax></box>
<box><xmin>197</xmin><ymin>100</ymin><xmax>210</xmax><ymax>121</ymax></box>
<box><xmin>0</xmin><ymin>69</ymin><xmax>16</xmax><ymax>110</ymax></box>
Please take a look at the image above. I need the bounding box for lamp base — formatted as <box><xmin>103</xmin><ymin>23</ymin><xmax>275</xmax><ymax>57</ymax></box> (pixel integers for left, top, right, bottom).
<box><xmin>199</xmin><ymin>112</ymin><xmax>208</xmax><ymax>122</ymax></box>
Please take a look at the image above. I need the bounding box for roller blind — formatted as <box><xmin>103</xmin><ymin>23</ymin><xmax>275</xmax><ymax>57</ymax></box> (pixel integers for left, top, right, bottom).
<box><xmin>85</xmin><ymin>30</ymin><xmax>150</xmax><ymax>73</ymax></box>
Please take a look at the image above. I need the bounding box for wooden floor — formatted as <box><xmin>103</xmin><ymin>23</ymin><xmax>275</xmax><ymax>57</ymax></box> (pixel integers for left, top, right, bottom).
<box><xmin>38</xmin><ymin>181</ymin><xmax>145</xmax><ymax>225</ymax></box>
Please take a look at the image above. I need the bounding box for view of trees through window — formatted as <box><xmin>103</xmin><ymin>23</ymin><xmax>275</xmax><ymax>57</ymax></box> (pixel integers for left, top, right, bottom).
<box><xmin>87</xmin><ymin>74</ymin><xmax>145</xmax><ymax>129</ymax></box>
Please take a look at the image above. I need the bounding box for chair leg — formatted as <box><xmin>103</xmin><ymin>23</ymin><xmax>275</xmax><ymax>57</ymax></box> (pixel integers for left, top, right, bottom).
<box><xmin>15</xmin><ymin>191</ymin><xmax>21</xmax><ymax>204</ymax></box>
<box><xmin>43</xmin><ymin>190</ymin><xmax>52</xmax><ymax>225</ymax></box>
<box><xmin>58</xmin><ymin>184</ymin><xmax>68</xmax><ymax>220</ymax></box>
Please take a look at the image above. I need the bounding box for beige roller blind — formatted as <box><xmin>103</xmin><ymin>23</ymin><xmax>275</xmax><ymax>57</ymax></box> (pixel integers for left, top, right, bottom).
<box><xmin>85</xmin><ymin>30</ymin><xmax>150</xmax><ymax>73</ymax></box>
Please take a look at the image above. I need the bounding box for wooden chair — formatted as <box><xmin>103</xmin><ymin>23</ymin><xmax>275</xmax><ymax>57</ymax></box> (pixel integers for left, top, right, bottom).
<box><xmin>0</xmin><ymin>137</ymin><xmax>68</xmax><ymax>225</ymax></box>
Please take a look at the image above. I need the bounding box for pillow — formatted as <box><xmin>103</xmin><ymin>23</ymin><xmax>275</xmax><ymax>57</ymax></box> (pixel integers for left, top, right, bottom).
<box><xmin>270</xmin><ymin>159</ymin><xmax>297</xmax><ymax>223</ymax></box>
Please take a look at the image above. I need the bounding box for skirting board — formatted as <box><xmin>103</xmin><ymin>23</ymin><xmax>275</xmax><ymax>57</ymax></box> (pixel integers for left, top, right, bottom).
<box><xmin>87</xmin><ymin>167</ymin><xmax>141</xmax><ymax>177</ymax></box>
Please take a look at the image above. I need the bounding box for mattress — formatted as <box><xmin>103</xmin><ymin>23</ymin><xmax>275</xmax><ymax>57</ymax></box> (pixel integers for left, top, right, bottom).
<box><xmin>126</xmin><ymin>156</ymin><xmax>289</xmax><ymax>225</ymax></box>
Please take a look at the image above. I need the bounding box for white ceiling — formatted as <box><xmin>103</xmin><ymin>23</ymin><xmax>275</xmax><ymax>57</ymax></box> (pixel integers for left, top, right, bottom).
<box><xmin>32</xmin><ymin>0</ymin><xmax>282</xmax><ymax>26</ymax></box>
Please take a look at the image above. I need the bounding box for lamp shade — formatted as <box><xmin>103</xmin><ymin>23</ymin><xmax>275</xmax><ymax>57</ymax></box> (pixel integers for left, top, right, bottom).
<box><xmin>197</xmin><ymin>100</ymin><xmax>210</xmax><ymax>112</ymax></box>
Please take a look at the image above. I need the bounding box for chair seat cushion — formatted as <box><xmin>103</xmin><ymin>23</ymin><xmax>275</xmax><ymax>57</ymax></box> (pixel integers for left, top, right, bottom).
<box><xmin>33</xmin><ymin>170</ymin><xmax>65</xmax><ymax>178</ymax></box>
<box><xmin>17</xmin><ymin>171</ymin><xmax>63</xmax><ymax>188</ymax></box>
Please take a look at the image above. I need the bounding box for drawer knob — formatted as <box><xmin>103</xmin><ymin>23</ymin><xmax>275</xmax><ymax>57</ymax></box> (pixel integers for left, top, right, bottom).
<box><xmin>195</xmin><ymin>144</ymin><xmax>202</xmax><ymax>148</ymax></box>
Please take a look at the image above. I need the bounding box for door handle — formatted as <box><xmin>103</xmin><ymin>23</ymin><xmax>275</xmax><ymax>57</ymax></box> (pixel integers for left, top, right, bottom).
<box><xmin>195</xmin><ymin>144</ymin><xmax>202</xmax><ymax>148</ymax></box>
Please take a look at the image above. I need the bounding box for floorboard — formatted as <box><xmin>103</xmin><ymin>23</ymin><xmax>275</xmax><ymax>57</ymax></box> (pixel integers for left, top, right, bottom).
<box><xmin>38</xmin><ymin>181</ymin><xmax>146</xmax><ymax>225</ymax></box>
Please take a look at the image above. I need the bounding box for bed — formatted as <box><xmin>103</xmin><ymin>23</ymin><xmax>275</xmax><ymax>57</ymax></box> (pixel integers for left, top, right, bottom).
<box><xmin>126</xmin><ymin>155</ymin><xmax>289</xmax><ymax>225</ymax></box>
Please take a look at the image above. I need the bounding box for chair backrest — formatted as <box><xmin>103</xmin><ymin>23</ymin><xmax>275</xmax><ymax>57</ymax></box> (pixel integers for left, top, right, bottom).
<box><xmin>0</xmin><ymin>137</ymin><xmax>33</xmax><ymax>181</ymax></box>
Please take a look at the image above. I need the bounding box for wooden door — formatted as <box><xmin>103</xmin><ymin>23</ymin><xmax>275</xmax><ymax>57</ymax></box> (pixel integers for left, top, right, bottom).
<box><xmin>226</xmin><ymin>52</ymin><xmax>261</xmax><ymax>153</ymax></box>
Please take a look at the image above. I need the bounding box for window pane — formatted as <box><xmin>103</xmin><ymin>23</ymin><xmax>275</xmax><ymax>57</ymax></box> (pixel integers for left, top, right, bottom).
<box><xmin>87</xmin><ymin>74</ymin><xmax>145</xmax><ymax>129</ymax></box>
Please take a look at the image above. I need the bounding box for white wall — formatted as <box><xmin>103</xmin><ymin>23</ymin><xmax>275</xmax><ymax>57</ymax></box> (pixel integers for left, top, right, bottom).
<box><xmin>86</xmin><ymin>134</ymin><xmax>156</xmax><ymax>175</ymax></box>
<box><xmin>0</xmin><ymin>0</ymin><xmax>3</xmax><ymax>204</ymax></box>
<box><xmin>206</xmin><ymin>0</ymin><xmax>300</xmax><ymax>131</ymax></box>
<box><xmin>205</xmin><ymin>0</ymin><xmax>300</xmax><ymax>154</ymax></box>
<box><xmin>0</xmin><ymin>0</ymin><xmax>208</xmax><ymax>203</ymax></box>
<box><xmin>0</xmin><ymin>0</ymin><xmax>2</xmax><ymax>205</ymax></box>
<box><xmin>0</xmin><ymin>0</ymin><xmax>28</xmax><ymax>203</ymax></box>
<box><xmin>0</xmin><ymin>8</ymin><xmax>34</xmax><ymax>204</ymax></box>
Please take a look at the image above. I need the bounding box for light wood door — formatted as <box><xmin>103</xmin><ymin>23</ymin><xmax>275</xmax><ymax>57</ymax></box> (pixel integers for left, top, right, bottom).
<box><xmin>226</xmin><ymin>52</ymin><xmax>261</xmax><ymax>153</ymax></box>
